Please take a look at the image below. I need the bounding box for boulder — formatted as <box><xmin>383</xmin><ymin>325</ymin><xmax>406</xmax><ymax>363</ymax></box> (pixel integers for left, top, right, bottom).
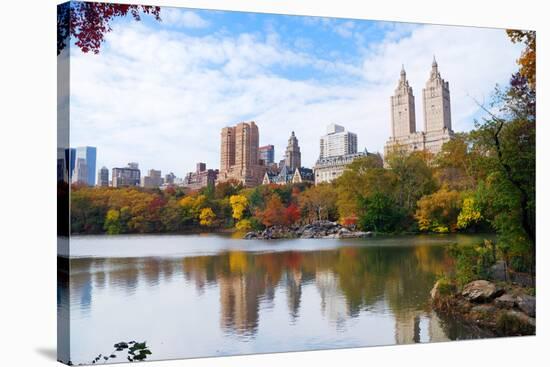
<box><xmin>517</xmin><ymin>295</ymin><xmax>536</xmax><ymax>317</ymax></box>
<box><xmin>495</xmin><ymin>293</ymin><xmax>516</xmax><ymax>309</ymax></box>
<box><xmin>430</xmin><ymin>280</ymin><xmax>442</xmax><ymax>300</ymax></box>
<box><xmin>244</xmin><ymin>232</ymin><xmax>257</xmax><ymax>239</ymax></box>
<box><xmin>489</xmin><ymin>260</ymin><xmax>507</xmax><ymax>282</ymax></box>
<box><xmin>461</xmin><ymin>280</ymin><xmax>503</xmax><ymax>302</ymax></box>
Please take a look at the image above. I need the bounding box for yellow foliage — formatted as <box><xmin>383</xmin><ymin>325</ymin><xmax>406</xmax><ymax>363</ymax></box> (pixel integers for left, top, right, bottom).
<box><xmin>235</xmin><ymin>219</ymin><xmax>252</xmax><ymax>231</ymax></box>
<box><xmin>229</xmin><ymin>194</ymin><xmax>248</xmax><ymax>220</ymax></box>
<box><xmin>199</xmin><ymin>207</ymin><xmax>216</xmax><ymax>227</ymax></box>
<box><xmin>415</xmin><ymin>189</ymin><xmax>461</xmax><ymax>232</ymax></box>
<box><xmin>457</xmin><ymin>197</ymin><xmax>482</xmax><ymax>229</ymax></box>
<box><xmin>106</xmin><ymin>208</ymin><xmax>120</xmax><ymax>221</ymax></box>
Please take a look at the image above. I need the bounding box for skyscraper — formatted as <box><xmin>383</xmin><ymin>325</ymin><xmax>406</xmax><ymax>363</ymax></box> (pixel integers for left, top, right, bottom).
<box><xmin>218</xmin><ymin>121</ymin><xmax>265</xmax><ymax>187</ymax></box>
<box><xmin>384</xmin><ymin>59</ymin><xmax>453</xmax><ymax>157</ymax></box>
<box><xmin>97</xmin><ymin>166</ymin><xmax>109</xmax><ymax>187</ymax></box>
<box><xmin>422</xmin><ymin>57</ymin><xmax>453</xmax><ymax>153</ymax></box>
<box><xmin>74</xmin><ymin>146</ymin><xmax>97</xmax><ymax>186</ymax></box>
<box><xmin>72</xmin><ymin>158</ymin><xmax>88</xmax><ymax>185</ymax></box>
<box><xmin>285</xmin><ymin>131</ymin><xmax>301</xmax><ymax>172</ymax></box>
<box><xmin>391</xmin><ymin>66</ymin><xmax>417</xmax><ymax>139</ymax></box>
<box><xmin>319</xmin><ymin>124</ymin><xmax>357</xmax><ymax>159</ymax></box>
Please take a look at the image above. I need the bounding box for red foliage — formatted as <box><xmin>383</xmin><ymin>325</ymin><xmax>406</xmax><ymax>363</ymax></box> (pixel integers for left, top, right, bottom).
<box><xmin>284</xmin><ymin>204</ymin><xmax>301</xmax><ymax>225</ymax></box>
<box><xmin>342</xmin><ymin>216</ymin><xmax>358</xmax><ymax>228</ymax></box>
<box><xmin>257</xmin><ymin>195</ymin><xmax>286</xmax><ymax>227</ymax></box>
<box><xmin>58</xmin><ymin>2</ymin><xmax>161</xmax><ymax>55</ymax></box>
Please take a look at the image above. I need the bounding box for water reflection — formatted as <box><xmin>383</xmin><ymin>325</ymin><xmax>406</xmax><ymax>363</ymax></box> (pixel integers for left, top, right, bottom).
<box><xmin>60</xmin><ymin>238</ymin><xmax>493</xmax><ymax>364</ymax></box>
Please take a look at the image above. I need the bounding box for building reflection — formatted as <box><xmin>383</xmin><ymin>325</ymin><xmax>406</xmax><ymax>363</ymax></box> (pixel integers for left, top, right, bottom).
<box><xmin>63</xmin><ymin>244</ymin><xmax>468</xmax><ymax>341</ymax></box>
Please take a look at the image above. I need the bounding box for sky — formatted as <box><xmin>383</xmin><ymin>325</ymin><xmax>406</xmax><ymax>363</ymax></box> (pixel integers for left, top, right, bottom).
<box><xmin>68</xmin><ymin>5</ymin><xmax>523</xmax><ymax>178</ymax></box>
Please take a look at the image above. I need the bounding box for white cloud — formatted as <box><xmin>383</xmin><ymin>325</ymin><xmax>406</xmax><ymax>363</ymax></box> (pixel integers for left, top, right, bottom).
<box><xmin>161</xmin><ymin>8</ymin><xmax>210</xmax><ymax>29</ymax></box>
<box><xmin>70</xmin><ymin>20</ymin><xmax>521</xmax><ymax>179</ymax></box>
<box><xmin>334</xmin><ymin>21</ymin><xmax>356</xmax><ymax>38</ymax></box>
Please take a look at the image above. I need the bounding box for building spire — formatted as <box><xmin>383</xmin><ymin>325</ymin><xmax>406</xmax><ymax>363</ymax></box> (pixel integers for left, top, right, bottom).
<box><xmin>400</xmin><ymin>64</ymin><xmax>406</xmax><ymax>79</ymax></box>
<box><xmin>431</xmin><ymin>55</ymin><xmax>439</xmax><ymax>78</ymax></box>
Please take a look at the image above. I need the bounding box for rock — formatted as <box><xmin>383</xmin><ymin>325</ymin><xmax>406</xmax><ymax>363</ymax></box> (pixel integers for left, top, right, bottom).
<box><xmin>517</xmin><ymin>295</ymin><xmax>536</xmax><ymax>317</ymax></box>
<box><xmin>430</xmin><ymin>280</ymin><xmax>442</xmax><ymax>300</ymax></box>
<box><xmin>244</xmin><ymin>232</ymin><xmax>257</xmax><ymax>239</ymax></box>
<box><xmin>471</xmin><ymin>304</ymin><xmax>496</xmax><ymax>314</ymax></box>
<box><xmin>495</xmin><ymin>293</ymin><xmax>516</xmax><ymax>309</ymax></box>
<box><xmin>489</xmin><ymin>260</ymin><xmax>507</xmax><ymax>282</ymax></box>
<box><xmin>497</xmin><ymin>310</ymin><xmax>536</xmax><ymax>335</ymax></box>
<box><xmin>461</xmin><ymin>280</ymin><xmax>504</xmax><ymax>303</ymax></box>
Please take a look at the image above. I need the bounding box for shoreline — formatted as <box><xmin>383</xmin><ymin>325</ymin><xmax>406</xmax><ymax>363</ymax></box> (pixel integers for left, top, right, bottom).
<box><xmin>430</xmin><ymin>279</ymin><xmax>536</xmax><ymax>337</ymax></box>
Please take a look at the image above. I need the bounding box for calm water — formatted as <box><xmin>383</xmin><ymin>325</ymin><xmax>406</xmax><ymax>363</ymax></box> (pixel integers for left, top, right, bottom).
<box><xmin>58</xmin><ymin>234</ymin><xmax>493</xmax><ymax>364</ymax></box>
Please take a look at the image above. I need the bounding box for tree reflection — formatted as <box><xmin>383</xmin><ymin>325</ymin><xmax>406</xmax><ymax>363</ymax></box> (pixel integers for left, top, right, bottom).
<box><xmin>64</xmin><ymin>244</ymin><xmax>464</xmax><ymax>343</ymax></box>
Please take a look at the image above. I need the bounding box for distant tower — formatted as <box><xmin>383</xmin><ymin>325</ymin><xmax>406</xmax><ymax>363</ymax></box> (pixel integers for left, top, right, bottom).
<box><xmin>391</xmin><ymin>65</ymin><xmax>416</xmax><ymax>138</ymax></box>
<box><xmin>218</xmin><ymin>121</ymin><xmax>265</xmax><ymax>187</ymax></box>
<box><xmin>285</xmin><ymin>131</ymin><xmax>301</xmax><ymax>172</ymax></box>
<box><xmin>422</xmin><ymin>56</ymin><xmax>452</xmax><ymax>132</ymax></box>
<box><xmin>97</xmin><ymin>166</ymin><xmax>109</xmax><ymax>187</ymax></box>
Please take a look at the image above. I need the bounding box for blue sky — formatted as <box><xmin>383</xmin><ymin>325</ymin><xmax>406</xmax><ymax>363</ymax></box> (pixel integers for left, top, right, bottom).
<box><xmin>68</xmin><ymin>4</ymin><xmax>522</xmax><ymax>178</ymax></box>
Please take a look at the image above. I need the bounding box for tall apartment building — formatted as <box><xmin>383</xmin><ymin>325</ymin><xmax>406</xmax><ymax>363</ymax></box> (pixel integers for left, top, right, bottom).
<box><xmin>384</xmin><ymin>58</ymin><xmax>453</xmax><ymax>157</ymax></box>
<box><xmin>97</xmin><ymin>166</ymin><xmax>109</xmax><ymax>187</ymax></box>
<box><xmin>183</xmin><ymin>163</ymin><xmax>219</xmax><ymax>190</ymax></box>
<box><xmin>141</xmin><ymin>169</ymin><xmax>163</xmax><ymax>188</ymax></box>
<box><xmin>218</xmin><ymin>121</ymin><xmax>265</xmax><ymax>187</ymax></box>
<box><xmin>313</xmin><ymin>124</ymin><xmax>378</xmax><ymax>184</ymax></box>
<box><xmin>259</xmin><ymin>145</ymin><xmax>275</xmax><ymax>165</ymax></box>
<box><xmin>319</xmin><ymin>124</ymin><xmax>358</xmax><ymax>159</ymax></box>
<box><xmin>112</xmin><ymin>163</ymin><xmax>141</xmax><ymax>187</ymax></box>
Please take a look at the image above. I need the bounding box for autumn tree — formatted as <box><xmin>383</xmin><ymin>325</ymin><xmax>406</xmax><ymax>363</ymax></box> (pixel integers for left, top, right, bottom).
<box><xmin>199</xmin><ymin>208</ymin><xmax>216</xmax><ymax>227</ymax></box>
<box><xmin>434</xmin><ymin>133</ymin><xmax>483</xmax><ymax>190</ymax></box>
<box><xmin>457</xmin><ymin>197</ymin><xmax>483</xmax><ymax>230</ymax></box>
<box><xmin>58</xmin><ymin>1</ymin><xmax>161</xmax><ymax>55</ymax></box>
<box><xmin>385</xmin><ymin>148</ymin><xmax>437</xmax><ymax>213</ymax></box>
<box><xmin>257</xmin><ymin>194</ymin><xmax>286</xmax><ymax>227</ymax></box>
<box><xmin>415</xmin><ymin>188</ymin><xmax>462</xmax><ymax>233</ymax></box>
<box><xmin>334</xmin><ymin>155</ymin><xmax>390</xmax><ymax>220</ymax></box>
<box><xmin>104</xmin><ymin>209</ymin><xmax>122</xmax><ymax>234</ymax></box>
<box><xmin>284</xmin><ymin>203</ymin><xmax>301</xmax><ymax>225</ymax></box>
<box><xmin>506</xmin><ymin>30</ymin><xmax>536</xmax><ymax>89</ymax></box>
<box><xmin>298</xmin><ymin>184</ymin><xmax>338</xmax><ymax>223</ymax></box>
<box><xmin>229</xmin><ymin>194</ymin><xmax>248</xmax><ymax>221</ymax></box>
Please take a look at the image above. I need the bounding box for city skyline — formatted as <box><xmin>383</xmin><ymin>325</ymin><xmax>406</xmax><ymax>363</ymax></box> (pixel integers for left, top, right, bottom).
<box><xmin>67</xmin><ymin>6</ymin><xmax>522</xmax><ymax>176</ymax></box>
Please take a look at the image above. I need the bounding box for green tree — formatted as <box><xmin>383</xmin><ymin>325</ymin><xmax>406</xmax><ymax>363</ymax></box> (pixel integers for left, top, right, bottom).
<box><xmin>358</xmin><ymin>193</ymin><xmax>405</xmax><ymax>233</ymax></box>
<box><xmin>385</xmin><ymin>149</ymin><xmax>437</xmax><ymax>213</ymax></box>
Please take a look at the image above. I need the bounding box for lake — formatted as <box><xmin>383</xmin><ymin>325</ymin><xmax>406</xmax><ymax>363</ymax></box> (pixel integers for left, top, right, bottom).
<box><xmin>58</xmin><ymin>233</ymin><xmax>493</xmax><ymax>364</ymax></box>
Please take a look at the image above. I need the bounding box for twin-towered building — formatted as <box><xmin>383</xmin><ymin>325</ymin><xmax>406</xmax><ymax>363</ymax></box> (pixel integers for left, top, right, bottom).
<box><xmin>384</xmin><ymin>58</ymin><xmax>454</xmax><ymax>156</ymax></box>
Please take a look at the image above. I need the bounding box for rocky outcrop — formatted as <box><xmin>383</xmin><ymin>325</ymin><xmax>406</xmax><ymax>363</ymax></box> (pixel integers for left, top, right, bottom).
<box><xmin>431</xmin><ymin>279</ymin><xmax>535</xmax><ymax>336</ymax></box>
<box><xmin>244</xmin><ymin>221</ymin><xmax>373</xmax><ymax>240</ymax></box>
<box><xmin>461</xmin><ymin>280</ymin><xmax>504</xmax><ymax>302</ymax></box>
<box><xmin>517</xmin><ymin>295</ymin><xmax>536</xmax><ymax>317</ymax></box>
